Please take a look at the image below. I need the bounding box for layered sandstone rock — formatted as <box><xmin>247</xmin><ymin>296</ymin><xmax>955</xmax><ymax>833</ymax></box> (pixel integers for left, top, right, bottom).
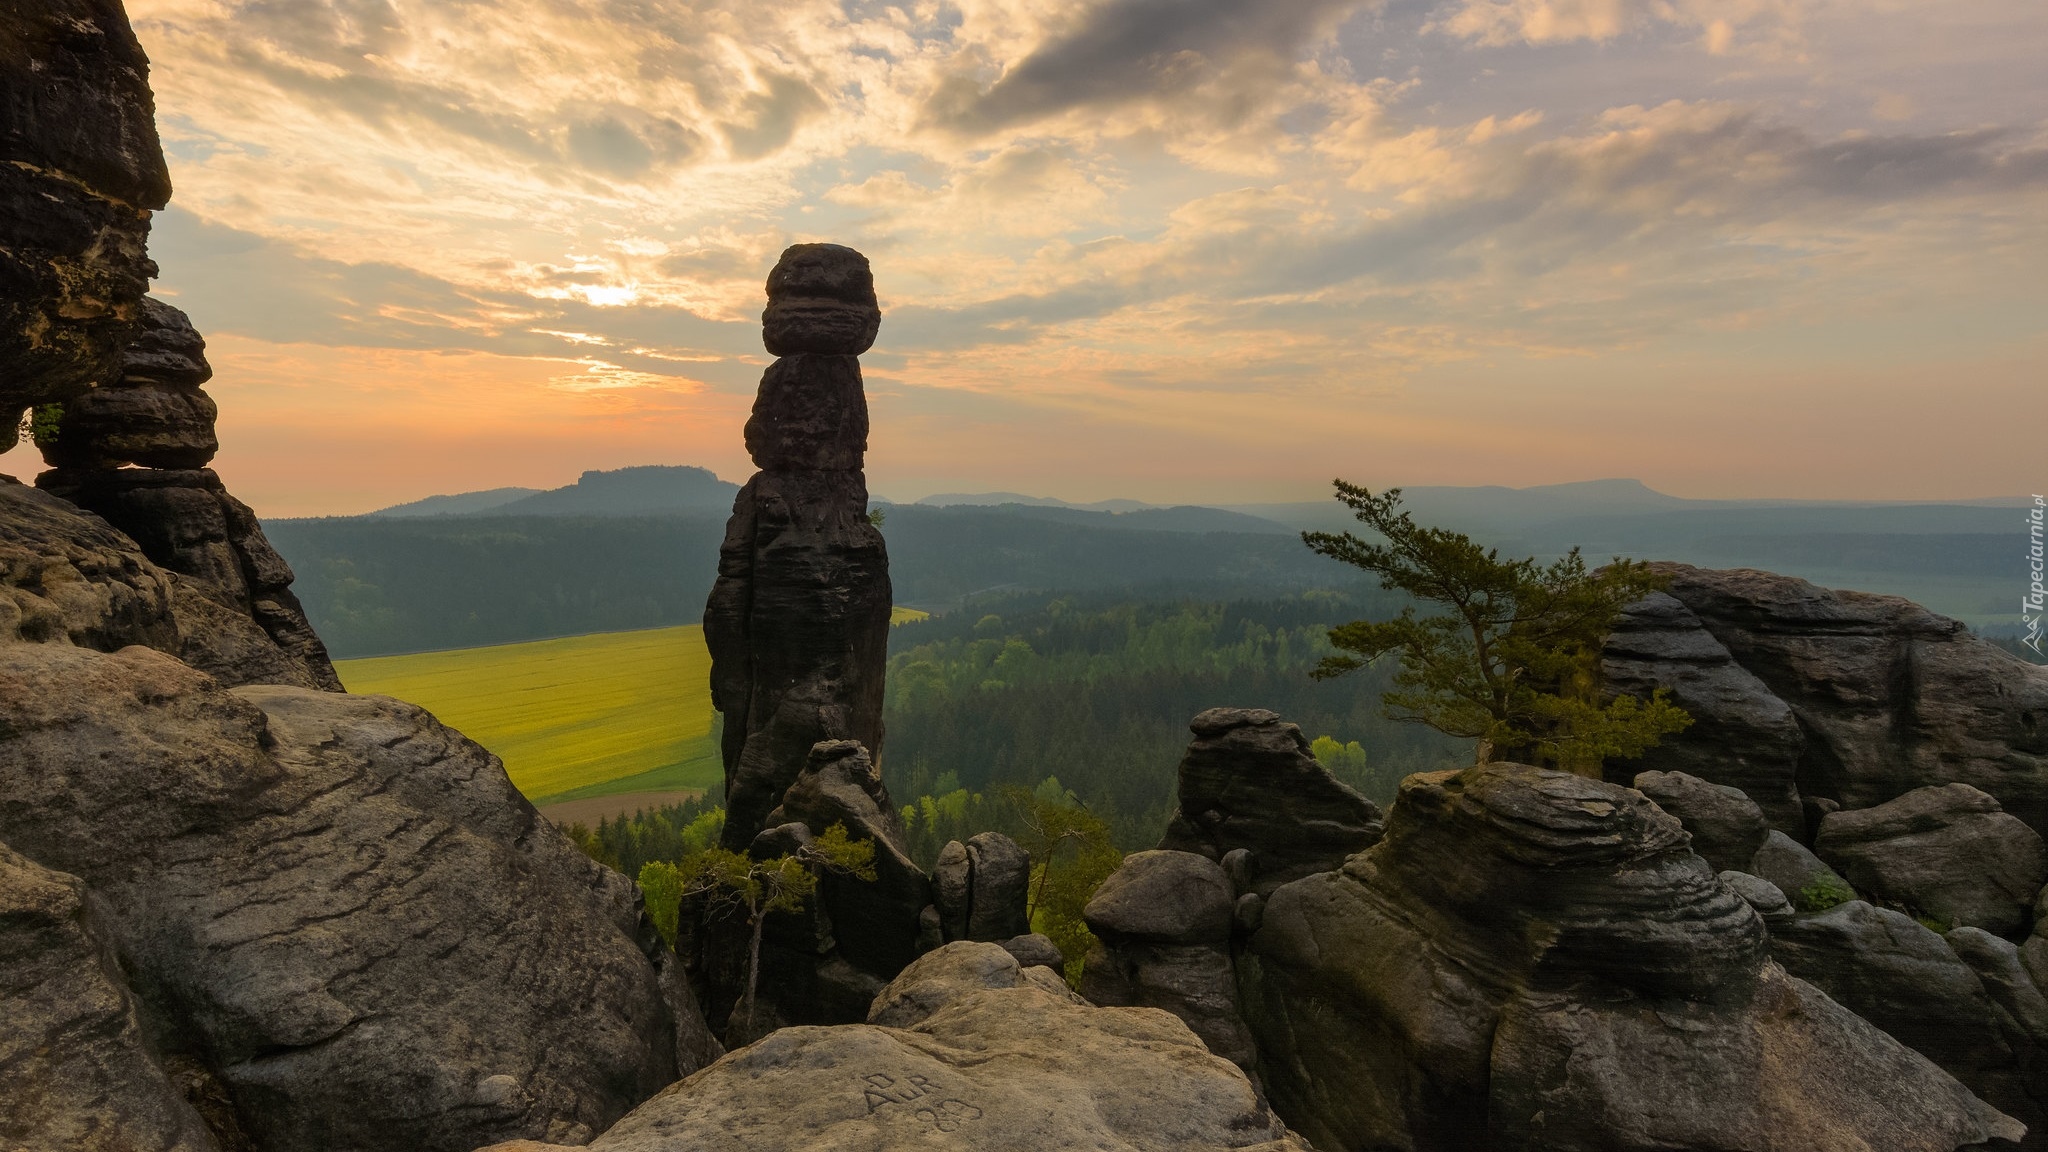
<box><xmin>1605</xmin><ymin>564</ymin><xmax>2048</xmax><ymax>838</ymax></box>
<box><xmin>1814</xmin><ymin>783</ymin><xmax>2048</xmax><ymax>937</ymax></box>
<box><xmin>1240</xmin><ymin>762</ymin><xmax>2022</xmax><ymax>1151</ymax></box>
<box><xmin>705</xmin><ymin>244</ymin><xmax>891</xmax><ymax>846</ymax></box>
<box><xmin>0</xmin><ymin>840</ymin><xmax>225</xmax><ymax>1152</ymax></box>
<box><xmin>1080</xmin><ymin>850</ymin><xmax>1255</xmax><ymax>1070</ymax></box>
<box><xmin>0</xmin><ymin>0</ymin><xmax>169</xmax><ymax>443</ymax></box>
<box><xmin>1633</xmin><ymin>768</ymin><xmax>1772</xmax><ymax>874</ymax></box>
<box><xmin>0</xmin><ymin>643</ymin><xmax>715</xmax><ymax>1152</ymax></box>
<box><xmin>1158</xmin><ymin>707</ymin><xmax>1383</xmax><ymax>897</ymax></box>
<box><xmin>483</xmin><ymin>942</ymin><xmax>1313</xmax><ymax>1152</ymax></box>
<box><xmin>931</xmin><ymin>830</ymin><xmax>1033</xmax><ymax>944</ymax></box>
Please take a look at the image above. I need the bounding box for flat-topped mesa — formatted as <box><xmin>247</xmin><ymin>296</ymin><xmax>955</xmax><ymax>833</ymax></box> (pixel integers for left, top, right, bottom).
<box><xmin>705</xmin><ymin>243</ymin><xmax>893</xmax><ymax>850</ymax></box>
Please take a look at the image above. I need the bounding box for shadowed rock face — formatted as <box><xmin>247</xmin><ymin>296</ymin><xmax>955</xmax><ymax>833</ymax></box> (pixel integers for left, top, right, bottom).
<box><xmin>0</xmin><ymin>0</ymin><xmax>170</xmax><ymax>441</ymax></box>
<box><xmin>1240</xmin><ymin>762</ymin><xmax>2021</xmax><ymax>1152</ymax></box>
<box><xmin>1159</xmin><ymin>707</ymin><xmax>1383</xmax><ymax>897</ymax></box>
<box><xmin>482</xmin><ymin>942</ymin><xmax>1313</xmax><ymax>1152</ymax></box>
<box><xmin>1081</xmin><ymin>850</ymin><xmax>1255</xmax><ymax>1071</ymax></box>
<box><xmin>0</xmin><ymin>841</ymin><xmax>224</xmax><ymax>1152</ymax></box>
<box><xmin>706</xmin><ymin>245</ymin><xmax>891</xmax><ymax>848</ymax></box>
<box><xmin>0</xmin><ymin>643</ymin><xmax>715</xmax><ymax>1152</ymax></box>
<box><xmin>1814</xmin><ymin>783</ymin><xmax>2048</xmax><ymax>938</ymax></box>
<box><xmin>1606</xmin><ymin>564</ymin><xmax>2048</xmax><ymax>838</ymax></box>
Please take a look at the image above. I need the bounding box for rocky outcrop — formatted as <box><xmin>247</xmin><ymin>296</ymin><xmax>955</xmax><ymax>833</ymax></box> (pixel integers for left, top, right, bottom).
<box><xmin>1158</xmin><ymin>707</ymin><xmax>1383</xmax><ymax>896</ymax></box>
<box><xmin>0</xmin><ymin>840</ymin><xmax>226</xmax><ymax>1152</ymax></box>
<box><xmin>932</xmin><ymin>830</ymin><xmax>1032</xmax><ymax>944</ymax></box>
<box><xmin>1749</xmin><ymin>828</ymin><xmax>1855</xmax><ymax>911</ymax></box>
<box><xmin>1239</xmin><ymin>762</ymin><xmax>2022</xmax><ymax>1151</ymax></box>
<box><xmin>1080</xmin><ymin>849</ymin><xmax>1255</xmax><ymax>1070</ymax></box>
<box><xmin>33</xmin><ymin>296</ymin><xmax>340</xmax><ymax>691</ymax></box>
<box><xmin>705</xmin><ymin>243</ymin><xmax>891</xmax><ymax>847</ymax></box>
<box><xmin>1633</xmin><ymin>768</ymin><xmax>1772</xmax><ymax>873</ymax></box>
<box><xmin>1604</xmin><ymin>590</ymin><xmax>1807</xmax><ymax>831</ymax></box>
<box><xmin>0</xmin><ymin>642</ymin><xmax>713</xmax><ymax>1151</ymax></box>
<box><xmin>715</xmin><ymin>740</ymin><xmax>935</xmax><ymax>1035</ymax></box>
<box><xmin>1606</xmin><ymin>564</ymin><xmax>2048</xmax><ymax>838</ymax></box>
<box><xmin>0</xmin><ymin>475</ymin><xmax>175</xmax><ymax>647</ymax></box>
<box><xmin>1</xmin><ymin>0</ymin><xmax>169</xmax><ymax>444</ymax></box>
<box><xmin>1814</xmin><ymin>783</ymin><xmax>2047</xmax><ymax>937</ymax></box>
<box><xmin>1770</xmin><ymin>899</ymin><xmax>2045</xmax><ymax>1142</ymax></box>
<box><xmin>484</xmin><ymin>942</ymin><xmax>1313</xmax><ymax>1152</ymax></box>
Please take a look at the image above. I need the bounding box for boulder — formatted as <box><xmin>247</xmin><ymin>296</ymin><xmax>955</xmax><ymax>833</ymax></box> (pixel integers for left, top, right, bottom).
<box><xmin>759</xmin><ymin>242</ymin><xmax>881</xmax><ymax>356</ymax></box>
<box><xmin>744</xmin><ymin>354</ymin><xmax>867</xmax><ymax>470</ymax></box>
<box><xmin>1816</xmin><ymin>783</ymin><xmax>2048</xmax><ymax>937</ymax></box>
<box><xmin>1239</xmin><ymin>762</ymin><xmax>2021</xmax><ymax>1151</ymax></box>
<box><xmin>517</xmin><ymin>941</ymin><xmax>1312</xmax><ymax>1152</ymax></box>
<box><xmin>0</xmin><ymin>0</ymin><xmax>169</xmax><ymax>434</ymax></box>
<box><xmin>0</xmin><ymin>643</ymin><xmax>712</xmax><ymax>1152</ymax></box>
<box><xmin>0</xmin><ymin>840</ymin><xmax>225</xmax><ymax>1152</ymax></box>
<box><xmin>42</xmin><ymin>378</ymin><xmax>219</xmax><ymax>469</ymax></box>
<box><xmin>933</xmin><ymin>832</ymin><xmax>1033</xmax><ymax>944</ymax></box>
<box><xmin>1634</xmin><ymin>768</ymin><xmax>1773</xmax><ymax>873</ymax></box>
<box><xmin>1081</xmin><ymin>851</ymin><xmax>1253</xmax><ymax>1068</ymax></box>
<box><xmin>123</xmin><ymin>294</ymin><xmax>214</xmax><ymax>387</ymax></box>
<box><xmin>1750</xmin><ymin>829</ymin><xmax>1856</xmax><ymax>913</ymax></box>
<box><xmin>1770</xmin><ymin>899</ymin><xmax>2043</xmax><ymax>1143</ymax></box>
<box><xmin>1720</xmin><ymin>869</ymin><xmax>1795</xmax><ymax>923</ymax></box>
<box><xmin>1603</xmin><ymin>591</ymin><xmax>1807</xmax><ymax>832</ymax></box>
<box><xmin>1000</xmin><ymin>933</ymin><xmax>1065</xmax><ymax>973</ymax></box>
<box><xmin>1158</xmin><ymin>707</ymin><xmax>1382</xmax><ymax>896</ymax></box>
<box><xmin>1637</xmin><ymin>564</ymin><xmax>2048</xmax><ymax>839</ymax></box>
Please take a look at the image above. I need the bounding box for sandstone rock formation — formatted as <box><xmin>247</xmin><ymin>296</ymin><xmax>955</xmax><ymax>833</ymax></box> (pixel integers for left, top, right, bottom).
<box><xmin>1239</xmin><ymin>762</ymin><xmax>2023</xmax><ymax>1151</ymax></box>
<box><xmin>1749</xmin><ymin>828</ymin><xmax>1855</xmax><ymax>911</ymax></box>
<box><xmin>482</xmin><ymin>942</ymin><xmax>1314</xmax><ymax>1152</ymax></box>
<box><xmin>0</xmin><ymin>840</ymin><xmax>226</xmax><ymax>1152</ymax></box>
<box><xmin>1</xmin><ymin>0</ymin><xmax>168</xmax><ymax>444</ymax></box>
<box><xmin>1080</xmin><ymin>849</ymin><xmax>1255</xmax><ymax>1070</ymax></box>
<box><xmin>0</xmin><ymin>642</ymin><xmax>716</xmax><ymax>1151</ymax></box>
<box><xmin>1605</xmin><ymin>564</ymin><xmax>2048</xmax><ymax>838</ymax></box>
<box><xmin>932</xmin><ymin>830</ymin><xmax>1033</xmax><ymax>944</ymax></box>
<box><xmin>32</xmin><ymin>295</ymin><xmax>340</xmax><ymax>691</ymax></box>
<box><xmin>1633</xmin><ymin>768</ymin><xmax>1772</xmax><ymax>873</ymax></box>
<box><xmin>1814</xmin><ymin>783</ymin><xmax>2048</xmax><ymax>937</ymax></box>
<box><xmin>713</xmin><ymin>740</ymin><xmax>935</xmax><ymax>1034</ymax></box>
<box><xmin>706</xmin><ymin>243</ymin><xmax>892</xmax><ymax>847</ymax></box>
<box><xmin>1159</xmin><ymin>707</ymin><xmax>1383</xmax><ymax>896</ymax></box>
<box><xmin>1770</xmin><ymin>899</ymin><xmax>2045</xmax><ymax>1142</ymax></box>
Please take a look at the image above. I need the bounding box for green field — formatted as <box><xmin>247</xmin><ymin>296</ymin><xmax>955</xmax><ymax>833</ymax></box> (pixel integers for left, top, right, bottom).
<box><xmin>336</xmin><ymin>625</ymin><xmax>721</xmax><ymax>804</ymax></box>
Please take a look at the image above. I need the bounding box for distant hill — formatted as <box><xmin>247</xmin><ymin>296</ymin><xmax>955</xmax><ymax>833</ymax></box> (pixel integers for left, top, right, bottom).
<box><xmin>370</xmin><ymin>487</ymin><xmax>543</xmax><ymax>518</ymax></box>
<box><xmin>915</xmin><ymin>492</ymin><xmax>1158</xmax><ymax>513</ymax></box>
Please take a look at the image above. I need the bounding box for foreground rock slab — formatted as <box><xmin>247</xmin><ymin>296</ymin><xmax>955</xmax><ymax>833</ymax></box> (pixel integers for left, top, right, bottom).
<box><xmin>487</xmin><ymin>942</ymin><xmax>1311</xmax><ymax>1152</ymax></box>
<box><xmin>0</xmin><ymin>643</ymin><xmax>709</xmax><ymax>1152</ymax></box>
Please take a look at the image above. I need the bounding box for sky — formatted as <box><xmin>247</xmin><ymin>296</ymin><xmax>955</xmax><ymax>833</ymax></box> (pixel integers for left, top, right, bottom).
<box><xmin>8</xmin><ymin>0</ymin><xmax>2045</xmax><ymax>515</ymax></box>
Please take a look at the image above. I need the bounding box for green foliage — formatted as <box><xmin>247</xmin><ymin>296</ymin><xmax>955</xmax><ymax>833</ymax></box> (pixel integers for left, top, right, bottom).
<box><xmin>639</xmin><ymin>860</ymin><xmax>684</xmax><ymax>946</ymax></box>
<box><xmin>27</xmin><ymin>403</ymin><xmax>63</xmax><ymax>446</ymax></box>
<box><xmin>565</xmin><ymin>795</ymin><xmax>724</xmax><ymax>880</ymax></box>
<box><xmin>1303</xmin><ymin>481</ymin><xmax>1691</xmax><ymax>772</ymax></box>
<box><xmin>1798</xmin><ymin>874</ymin><xmax>1855</xmax><ymax>913</ymax></box>
<box><xmin>884</xmin><ymin>591</ymin><xmax>1466</xmax><ymax>842</ymax></box>
<box><xmin>1309</xmin><ymin>735</ymin><xmax>1406</xmax><ymax>797</ymax></box>
<box><xmin>868</xmin><ymin>507</ymin><xmax>887</xmax><ymax>527</ymax></box>
<box><xmin>1001</xmin><ymin>780</ymin><xmax>1123</xmax><ymax>986</ymax></box>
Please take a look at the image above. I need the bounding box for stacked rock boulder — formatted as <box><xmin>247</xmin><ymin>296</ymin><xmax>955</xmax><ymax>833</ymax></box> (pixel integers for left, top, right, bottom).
<box><xmin>1237</xmin><ymin>761</ymin><xmax>2023</xmax><ymax>1151</ymax></box>
<box><xmin>704</xmin><ymin>243</ymin><xmax>894</xmax><ymax>846</ymax></box>
<box><xmin>32</xmin><ymin>298</ymin><xmax>340</xmax><ymax>690</ymax></box>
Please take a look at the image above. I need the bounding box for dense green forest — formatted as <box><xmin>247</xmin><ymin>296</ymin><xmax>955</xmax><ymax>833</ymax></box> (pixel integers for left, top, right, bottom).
<box><xmin>879</xmin><ymin>590</ymin><xmax>1469</xmax><ymax>850</ymax></box>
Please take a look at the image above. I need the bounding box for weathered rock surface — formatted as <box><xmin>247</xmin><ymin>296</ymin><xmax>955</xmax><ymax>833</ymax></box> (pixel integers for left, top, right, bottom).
<box><xmin>932</xmin><ymin>830</ymin><xmax>1032</xmax><ymax>944</ymax></box>
<box><xmin>2028</xmin><ymin>886</ymin><xmax>2048</xmax><ymax>994</ymax></box>
<box><xmin>42</xmin><ymin>375</ymin><xmax>219</xmax><ymax>468</ymax></box>
<box><xmin>1634</xmin><ymin>768</ymin><xmax>1773</xmax><ymax>873</ymax></box>
<box><xmin>1000</xmin><ymin>932</ymin><xmax>1065</xmax><ymax>972</ymax></box>
<box><xmin>0</xmin><ymin>475</ymin><xmax>176</xmax><ymax>648</ymax></box>
<box><xmin>0</xmin><ymin>0</ymin><xmax>169</xmax><ymax>439</ymax></box>
<box><xmin>1240</xmin><ymin>762</ymin><xmax>2021</xmax><ymax>1152</ymax></box>
<box><xmin>1081</xmin><ymin>850</ymin><xmax>1254</xmax><ymax>1069</ymax></box>
<box><xmin>489</xmin><ymin>941</ymin><xmax>1311</xmax><ymax>1152</ymax></box>
<box><xmin>1158</xmin><ymin>707</ymin><xmax>1382</xmax><ymax>896</ymax></box>
<box><xmin>730</xmin><ymin>740</ymin><xmax>933</xmax><ymax>1033</ymax></box>
<box><xmin>0</xmin><ymin>840</ymin><xmax>224</xmax><ymax>1152</ymax></box>
<box><xmin>744</xmin><ymin>354</ymin><xmax>867</xmax><ymax>470</ymax></box>
<box><xmin>1610</xmin><ymin>564</ymin><xmax>2048</xmax><ymax>838</ymax></box>
<box><xmin>1815</xmin><ymin>783</ymin><xmax>2048</xmax><ymax>937</ymax></box>
<box><xmin>1604</xmin><ymin>590</ymin><xmax>1808</xmax><ymax>831</ymax></box>
<box><xmin>1770</xmin><ymin>899</ymin><xmax>2044</xmax><ymax>1144</ymax></box>
<box><xmin>759</xmin><ymin>242</ymin><xmax>881</xmax><ymax>357</ymax></box>
<box><xmin>0</xmin><ymin>643</ymin><xmax>711</xmax><ymax>1152</ymax></box>
<box><xmin>1721</xmin><ymin>869</ymin><xmax>1796</xmax><ymax>923</ymax></box>
<box><xmin>36</xmin><ymin>466</ymin><xmax>340</xmax><ymax>689</ymax></box>
<box><xmin>1750</xmin><ymin>828</ymin><xmax>1855</xmax><ymax>912</ymax></box>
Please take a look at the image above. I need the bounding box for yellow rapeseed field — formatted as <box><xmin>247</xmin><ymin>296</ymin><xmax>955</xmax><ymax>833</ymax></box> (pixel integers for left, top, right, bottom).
<box><xmin>336</xmin><ymin>625</ymin><xmax>721</xmax><ymax>804</ymax></box>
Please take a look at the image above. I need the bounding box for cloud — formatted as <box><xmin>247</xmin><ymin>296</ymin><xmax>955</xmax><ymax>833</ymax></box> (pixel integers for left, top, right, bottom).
<box><xmin>1433</xmin><ymin>0</ymin><xmax>1809</xmax><ymax>54</ymax></box>
<box><xmin>925</xmin><ymin>0</ymin><xmax>1372</xmax><ymax>132</ymax></box>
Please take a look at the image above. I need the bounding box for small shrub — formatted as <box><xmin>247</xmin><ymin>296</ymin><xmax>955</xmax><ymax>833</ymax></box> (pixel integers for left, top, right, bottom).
<box><xmin>1798</xmin><ymin>874</ymin><xmax>1854</xmax><ymax>913</ymax></box>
